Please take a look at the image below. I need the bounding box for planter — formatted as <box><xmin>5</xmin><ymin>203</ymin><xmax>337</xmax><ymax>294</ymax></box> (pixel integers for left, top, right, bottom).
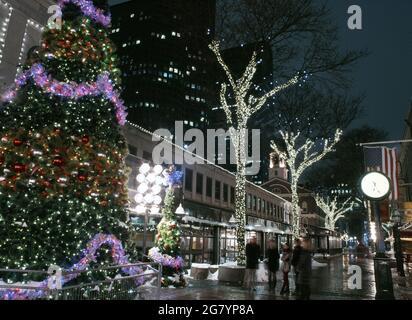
<box><xmin>218</xmin><ymin>265</ymin><xmax>245</xmax><ymax>284</ymax></box>
<box><xmin>190</xmin><ymin>264</ymin><xmax>211</xmax><ymax>280</ymax></box>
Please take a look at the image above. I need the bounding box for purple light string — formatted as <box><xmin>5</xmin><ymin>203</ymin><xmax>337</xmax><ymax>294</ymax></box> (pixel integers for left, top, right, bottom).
<box><xmin>1</xmin><ymin>63</ymin><xmax>127</xmax><ymax>126</ymax></box>
<box><xmin>0</xmin><ymin>234</ymin><xmax>144</xmax><ymax>300</ymax></box>
<box><xmin>148</xmin><ymin>247</ymin><xmax>185</xmax><ymax>271</ymax></box>
<box><xmin>57</xmin><ymin>0</ymin><xmax>111</xmax><ymax>27</ymax></box>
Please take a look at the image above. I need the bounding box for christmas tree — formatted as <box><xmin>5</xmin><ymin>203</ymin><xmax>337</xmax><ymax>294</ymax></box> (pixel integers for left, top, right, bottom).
<box><xmin>149</xmin><ymin>168</ymin><xmax>186</xmax><ymax>287</ymax></box>
<box><xmin>0</xmin><ymin>0</ymin><xmax>132</xmax><ymax>277</ymax></box>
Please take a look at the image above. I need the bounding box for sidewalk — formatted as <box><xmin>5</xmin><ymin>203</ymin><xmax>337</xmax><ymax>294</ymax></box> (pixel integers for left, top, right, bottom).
<box><xmin>160</xmin><ymin>255</ymin><xmax>412</xmax><ymax>300</ymax></box>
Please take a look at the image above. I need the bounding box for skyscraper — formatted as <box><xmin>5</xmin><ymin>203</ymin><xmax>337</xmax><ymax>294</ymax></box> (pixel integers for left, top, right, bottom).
<box><xmin>110</xmin><ymin>0</ymin><xmax>216</xmax><ymax>133</ymax></box>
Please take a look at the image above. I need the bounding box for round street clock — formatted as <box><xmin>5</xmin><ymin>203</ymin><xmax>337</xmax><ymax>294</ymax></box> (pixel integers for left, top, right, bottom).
<box><xmin>360</xmin><ymin>171</ymin><xmax>391</xmax><ymax>201</ymax></box>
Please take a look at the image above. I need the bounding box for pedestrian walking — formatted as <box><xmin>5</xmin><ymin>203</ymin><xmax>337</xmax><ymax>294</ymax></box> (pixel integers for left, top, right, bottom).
<box><xmin>266</xmin><ymin>239</ymin><xmax>280</xmax><ymax>292</ymax></box>
<box><xmin>280</xmin><ymin>243</ymin><xmax>291</xmax><ymax>295</ymax></box>
<box><xmin>291</xmin><ymin>238</ymin><xmax>302</xmax><ymax>295</ymax></box>
<box><xmin>244</xmin><ymin>236</ymin><xmax>260</xmax><ymax>291</ymax></box>
<box><xmin>296</xmin><ymin>238</ymin><xmax>313</xmax><ymax>300</ymax></box>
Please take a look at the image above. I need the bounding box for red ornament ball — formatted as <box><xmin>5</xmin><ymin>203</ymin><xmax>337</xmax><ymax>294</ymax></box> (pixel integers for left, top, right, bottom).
<box><xmin>13</xmin><ymin>163</ymin><xmax>26</xmax><ymax>173</ymax></box>
<box><xmin>78</xmin><ymin>174</ymin><xmax>87</xmax><ymax>182</ymax></box>
<box><xmin>81</xmin><ymin>135</ymin><xmax>90</xmax><ymax>144</ymax></box>
<box><xmin>13</xmin><ymin>138</ymin><xmax>23</xmax><ymax>147</ymax></box>
<box><xmin>52</xmin><ymin>156</ymin><xmax>65</xmax><ymax>167</ymax></box>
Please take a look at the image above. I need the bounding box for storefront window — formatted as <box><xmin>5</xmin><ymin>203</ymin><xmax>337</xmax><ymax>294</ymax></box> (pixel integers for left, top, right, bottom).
<box><xmin>220</xmin><ymin>228</ymin><xmax>238</xmax><ymax>263</ymax></box>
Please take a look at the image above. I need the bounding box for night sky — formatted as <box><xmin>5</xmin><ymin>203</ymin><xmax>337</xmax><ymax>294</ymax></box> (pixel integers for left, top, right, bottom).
<box><xmin>108</xmin><ymin>0</ymin><xmax>412</xmax><ymax>139</ymax></box>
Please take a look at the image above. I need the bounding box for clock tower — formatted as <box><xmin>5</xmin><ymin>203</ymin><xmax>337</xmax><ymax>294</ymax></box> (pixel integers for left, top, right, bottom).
<box><xmin>269</xmin><ymin>152</ymin><xmax>289</xmax><ymax>181</ymax></box>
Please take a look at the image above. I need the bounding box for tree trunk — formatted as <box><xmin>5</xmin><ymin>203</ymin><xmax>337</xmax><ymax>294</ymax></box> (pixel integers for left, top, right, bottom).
<box><xmin>291</xmin><ymin>181</ymin><xmax>300</xmax><ymax>239</ymax></box>
<box><xmin>234</xmin><ymin>128</ymin><xmax>247</xmax><ymax>266</ymax></box>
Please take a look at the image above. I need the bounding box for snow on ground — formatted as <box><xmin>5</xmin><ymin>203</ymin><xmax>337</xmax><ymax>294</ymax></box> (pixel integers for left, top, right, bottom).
<box><xmin>0</xmin><ymin>280</ymin><xmax>44</xmax><ymax>288</ymax></box>
<box><xmin>191</xmin><ymin>263</ymin><xmax>211</xmax><ymax>269</ymax></box>
<box><xmin>312</xmin><ymin>259</ymin><xmax>328</xmax><ymax>268</ymax></box>
<box><xmin>220</xmin><ymin>261</ymin><xmax>244</xmax><ymax>269</ymax></box>
<box><xmin>207</xmin><ymin>270</ymin><xmax>219</xmax><ymax>281</ymax></box>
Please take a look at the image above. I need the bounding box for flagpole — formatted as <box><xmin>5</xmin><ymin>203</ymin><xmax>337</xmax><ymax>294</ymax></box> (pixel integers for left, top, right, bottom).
<box><xmin>358</xmin><ymin>139</ymin><xmax>412</xmax><ymax>147</ymax></box>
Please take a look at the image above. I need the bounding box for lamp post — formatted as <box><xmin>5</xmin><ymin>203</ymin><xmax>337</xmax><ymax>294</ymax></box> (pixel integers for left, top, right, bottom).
<box><xmin>134</xmin><ymin>163</ymin><xmax>166</xmax><ymax>256</ymax></box>
<box><xmin>391</xmin><ymin>209</ymin><xmax>405</xmax><ymax>277</ymax></box>
<box><xmin>359</xmin><ymin>171</ymin><xmax>394</xmax><ymax>300</ymax></box>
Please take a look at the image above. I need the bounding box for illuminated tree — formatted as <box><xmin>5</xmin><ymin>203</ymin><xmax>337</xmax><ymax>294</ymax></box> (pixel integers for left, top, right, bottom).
<box><xmin>271</xmin><ymin>129</ymin><xmax>342</xmax><ymax>238</ymax></box>
<box><xmin>0</xmin><ymin>0</ymin><xmax>131</xmax><ymax>273</ymax></box>
<box><xmin>315</xmin><ymin>195</ymin><xmax>355</xmax><ymax>230</ymax></box>
<box><xmin>209</xmin><ymin>41</ymin><xmax>299</xmax><ymax>265</ymax></box>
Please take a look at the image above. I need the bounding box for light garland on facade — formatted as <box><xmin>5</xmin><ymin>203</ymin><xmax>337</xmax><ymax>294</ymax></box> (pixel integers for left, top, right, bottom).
<box><xmin>2</xmin><ymin>63</ymin><xmax>127</xmax><ymax>125</ymax></box>
<box><xmin>271</xmin><ymin>129</ymin><xmax>342</xmax><ymax>238</ymax></box>
<box><xmin>16</xmin><ymin>18</ymin><xmax>44</xmax><ymax>77</ymax></box>
<box><xmin>57</xmin><ymin>0</ymin><xmax>112</xmax><ymax>27</ymax></box>
<box><xmin>0</xmin><ymin>1</ymin><xmax>13</xmax><ymax>65</ymax></box>
<box><xmin>209</xmin><ymin>41</ymin><xmax>299</xmax><ymax>265</ymax></box>
<box><xmin>315</xmin><ymin>195</ymin><xmax>355</xmax><ymax>230</ymax></box>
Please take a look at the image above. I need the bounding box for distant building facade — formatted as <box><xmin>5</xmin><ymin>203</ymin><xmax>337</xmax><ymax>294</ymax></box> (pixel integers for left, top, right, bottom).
<box><xmin>122</xmin><ymin>122</ymin><xmax>296</xmax><ymax>265</ymax></box>
<box><xmin>110</xmin><ymin>0</ymin><xmax>216</xmax><ymax>133</ymax></box>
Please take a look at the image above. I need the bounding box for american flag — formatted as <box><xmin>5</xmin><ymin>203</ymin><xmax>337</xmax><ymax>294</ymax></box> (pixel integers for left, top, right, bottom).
<box><xmin>363</xmin><ymin>146</ymin><xmax>399</xmax><ymax>201</ymax></box>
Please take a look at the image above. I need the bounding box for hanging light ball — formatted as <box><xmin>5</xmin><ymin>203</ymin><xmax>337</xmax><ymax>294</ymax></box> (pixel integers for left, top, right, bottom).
<box><xmin>13</xmin><ymin>138</ymin><xmax>23</xmax><ymax>147</ymax></box>
<box><xmin>13</xmin><ymin>163</ymin><xmax>26</xmax><ymax>173</ymax></box>
<box><xmin>81</xmin><ymin>135</ymin><xmax>90</xmax><ymax>144</ymax></box>
<box><xmin>78</xmin><ymin>174</ymin><xmax>87</xmax><ymax>182</ymax></box>
<box><xmin>52</xmin><ymin>156</ymin><xmax>65</xmax><ymax>167</ymax></box>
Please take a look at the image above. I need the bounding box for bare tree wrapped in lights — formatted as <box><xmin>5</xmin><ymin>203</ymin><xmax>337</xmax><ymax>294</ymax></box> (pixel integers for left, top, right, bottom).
<box><xmin>315</xmin><ymin>195</ymin><xmax>355</xmax><ymax>230</ymax></box>
<box><xmin>209</xmin><ymin>41</ymin><xmax>299</xmax><ymax>265</ymax></box>
<box><xmin>271</xmin><ymin>129</ymin><xmax>342</xmax><ymax>238</ymax></box>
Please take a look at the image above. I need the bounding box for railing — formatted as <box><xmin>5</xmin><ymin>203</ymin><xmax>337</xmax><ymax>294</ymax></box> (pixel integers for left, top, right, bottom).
<box><xmin>0</xmin><ymin>262</ymin><xmax>162</xmax><ymax>300</ymax></box>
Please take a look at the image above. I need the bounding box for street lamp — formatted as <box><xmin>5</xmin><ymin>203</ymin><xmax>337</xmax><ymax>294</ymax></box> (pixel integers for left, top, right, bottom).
<box><xmin>229</xmin><ymin>215</ymin><xmax>237</xmax><ymax>225</ymax></box>
<box><xmin>135</xmin><ymin>163</ymin><xmax>166</xmax><ymax>256</ymax></box>
<box><xmin>175</xmin><ymin>203</ymin><xmax>186</xmax><ymax>216</ymax></box>
<box><xmin>391</xmin><ymin>209</ymin><xmax>405</xmax><ymax>277</ymax></box>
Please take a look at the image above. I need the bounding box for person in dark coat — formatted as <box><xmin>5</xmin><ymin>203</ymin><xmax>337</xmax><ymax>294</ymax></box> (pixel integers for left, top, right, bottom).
<box><xmin>266</xmin><ymin>239</ymin><xmax>280</xmax><ymax>291</ymax></box>
<box><xmin>296</xmin><ymin>238</ymin><xmax>313</xmax><ymax>300</ymax></box>
<box><xmin>291</xmin><ymin>238</ymin><xmax>302</xmax><ymax>295</ymax></box>
<box><xmin>280</xmin><ymin>243</ymin><xmax>291</xmax><ymax>295</ymax></box>
<box><xmin>244</xmin><ymin>237</ymin><xmax>260</xmax><ymax>291</ymax></box>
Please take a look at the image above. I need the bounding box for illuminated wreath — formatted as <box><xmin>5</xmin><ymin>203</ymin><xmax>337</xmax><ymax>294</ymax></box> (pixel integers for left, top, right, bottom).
<box><xmin>57</xmin><ymin>0</ymin><xmax>111</xmax><ymax>27</ymax></box>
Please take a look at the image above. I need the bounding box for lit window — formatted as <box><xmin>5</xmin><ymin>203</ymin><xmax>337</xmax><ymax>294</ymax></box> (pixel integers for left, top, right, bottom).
<box><xmin>190</xmin><ymin>121</ymin><xmax>194</xmax><ymax>126</ymax></box>
<box><xmin>172</xmin><ymin>31</ymin><xmax>176</xmax><ymax>36</ymax></box>
<box><xmin>184</xmin><ymin>120</ymin><xmax>188</xmax><ymax>125</ymax></box>
<box><xmin>135</xmin><ymin>40</ymin><xmax>141</xmax><ymax>44</ymax></box>
<box><xmin>177</xmin><ymin>33</ymin><xmax>181</xmax><ymax>37</ymax></box>
<box><xmin>185</xmin><ymin>95</ymin><xmax>190</xmax><ymax>100</ymax></box>
<box><xmin>161</xmin><ymin>34</ymin><xmax>166</xmax><ymax>39</ymax></box>
<box><xmin>130</xmin><ymin>13</ymin><xmax>135</xmax><ymax>18</ymax></box>
<box><xmin>122</xmin><ymin>43</ymin><xmax>127</xmax><ymax>47</ymax></box>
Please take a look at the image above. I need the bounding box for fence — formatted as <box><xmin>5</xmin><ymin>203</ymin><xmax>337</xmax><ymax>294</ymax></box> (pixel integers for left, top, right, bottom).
<box><xmin>0</xmin><ymin>262</ymin><xmax>162</xmax><ymax>300</ymax></box>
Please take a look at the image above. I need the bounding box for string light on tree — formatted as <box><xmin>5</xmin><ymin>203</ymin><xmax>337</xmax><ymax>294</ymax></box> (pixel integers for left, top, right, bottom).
<box><xmin>271</xmin><ymin>129</ymin><xmax>342</xmax><ymax>238</ymax></box>
<box><xmin>315</xmin><ymin>195</ymin><xmax>355</xmax><ymax>230</ymax></box>
<box><xmin>209</xmin><ymin>41</ymin><xmax>299</xmax><ymax>265</ymax></box>
<box><xmin>0</xmin><ymin>0</ymin><xmax>132</xmax><ymax>282</ymax></box>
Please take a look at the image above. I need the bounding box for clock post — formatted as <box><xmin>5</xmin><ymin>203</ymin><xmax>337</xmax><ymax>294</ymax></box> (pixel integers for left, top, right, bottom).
<box><xmin>360</xmin><ymin>172</ymin><xmax>395</xmax><ymax>300</ymax></box>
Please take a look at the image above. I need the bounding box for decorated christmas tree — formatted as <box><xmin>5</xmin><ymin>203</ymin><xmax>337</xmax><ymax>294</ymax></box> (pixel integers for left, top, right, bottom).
<box><xmin>0</xmin><ymin>0</ymin><xmax>133</xmax><ymax>277</ymax></box>
<box><xmin>149</xmin><ymin>167</ymin><xmax>186</xmax><ymax>287</ymax></box>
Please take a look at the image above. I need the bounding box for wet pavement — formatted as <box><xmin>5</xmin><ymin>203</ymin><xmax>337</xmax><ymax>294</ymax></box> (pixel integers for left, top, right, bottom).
<box><xmin>160</xmin><ymin>255</ymin><xmax>412</xmax><ymax>300</ymax></box>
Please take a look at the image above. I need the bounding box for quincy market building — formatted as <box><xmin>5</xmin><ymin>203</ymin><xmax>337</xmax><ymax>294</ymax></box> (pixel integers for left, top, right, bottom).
<box><xmin>123</xmin><ymin>122</ymin><xmax>342</xmax><ymax>266</ymax></box>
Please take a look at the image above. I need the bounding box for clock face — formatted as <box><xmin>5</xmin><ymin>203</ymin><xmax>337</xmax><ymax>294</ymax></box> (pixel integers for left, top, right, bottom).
<box><xmin>360</xmin><ymin>172</ymin><xmax>391</xmax><ymax>200</ymax></box>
